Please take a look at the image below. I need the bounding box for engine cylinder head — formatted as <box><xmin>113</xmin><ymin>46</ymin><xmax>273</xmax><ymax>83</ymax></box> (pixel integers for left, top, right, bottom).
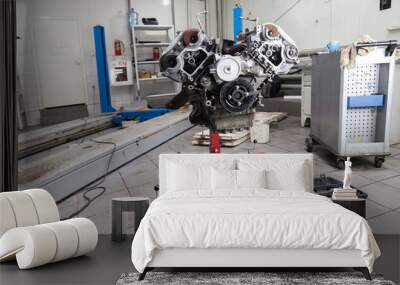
<box><xmin>285</xmin><ymin>45</ymin><xmax>299</xmax><ymax>62</ymax></box>
<box><xmin>160</xmin><ymin>53</ymin><xmax>180</xmax><ymax>71</ymax></box>
<box><xmin>262</xmin><ymin>23</ymin><xmax>280</xmax><ymax>40</ymax></box>
<box><xmin>182</xmin><ymin>29</ymin><xmax>201</xmax><ymax>46</ymax></box>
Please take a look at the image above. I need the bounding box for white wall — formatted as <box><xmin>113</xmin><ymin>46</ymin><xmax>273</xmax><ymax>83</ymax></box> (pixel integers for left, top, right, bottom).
<box><xmin>173</xmin><ymin>0</ymin><xmax>217</xmax><ymax>36</ymax></box>
<box><xmin>17</xmin><ymin>0</ymin><xmax>39</xmax><ymax>126</ymax></box>
<box><xmin>17</xmin><ymin>0</ymin><xmax>135</xmax><ymax>126</ymax></box>
<box><xmin>17</xmin><ymin>0</ymin><xmax>216</xmax><ymax>126</ymax></box>
<box><xmin>223</xmin><ymin>0</ymin><xmax>400</xmax><ymax>50</ymax></box>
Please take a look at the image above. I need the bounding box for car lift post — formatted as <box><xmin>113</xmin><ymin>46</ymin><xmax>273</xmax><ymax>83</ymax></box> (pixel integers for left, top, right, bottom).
<box><xmin>93</xmin><ymin>25</ymin><xmax>116</xmax><ymax>113</ymax></box>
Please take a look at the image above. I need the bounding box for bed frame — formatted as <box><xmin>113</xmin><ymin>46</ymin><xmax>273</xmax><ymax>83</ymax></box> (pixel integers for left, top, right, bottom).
<box><xmin>137</xmin><ymin>154</ymin><xmax>372</xmax><ymax>281</ymax></box>
<box><xmin>138</xmin><ymin>248</ymin><xmax>371</xmax><ymax>280</ymax></box>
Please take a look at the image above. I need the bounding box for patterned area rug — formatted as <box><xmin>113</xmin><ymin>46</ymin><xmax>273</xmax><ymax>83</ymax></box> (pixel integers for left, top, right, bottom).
<box><xmin>116</xmin><ymin>272</ymin><xmax>396</xmax><ymax>285</ymax></box>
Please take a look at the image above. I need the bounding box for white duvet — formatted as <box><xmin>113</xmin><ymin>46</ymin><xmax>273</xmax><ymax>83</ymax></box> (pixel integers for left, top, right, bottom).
<box><xmin>131</xmin><ymin>190</ymin><xmax>380</xmax><ymax>273</ymax></box>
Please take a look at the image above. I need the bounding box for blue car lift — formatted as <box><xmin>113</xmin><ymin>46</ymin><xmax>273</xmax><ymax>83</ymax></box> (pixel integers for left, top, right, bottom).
<box><xmin>93</xmin><ymin>25</ymin><xmax>116</xmax><ymax>113</ymax></box>
<box><xmin>111</xmin><ymin>109</ymin><xmax>175</xmax><ymax>127</ymax></box>
<box><xmin>233</xmin><ymin>5</ymin><xmax>243</xmax><ymax>43</ymax></box>
<box><xmin>93</xmin><ymin>25</ymin><xmax>174</xmax><ymax>128</ymax></box>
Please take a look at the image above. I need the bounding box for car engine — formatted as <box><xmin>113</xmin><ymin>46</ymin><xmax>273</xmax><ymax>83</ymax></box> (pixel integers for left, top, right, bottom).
<box><xmin>160</xmin><ymin>23</ymin><xmax>299</xmax><ymax>131</ymax></box>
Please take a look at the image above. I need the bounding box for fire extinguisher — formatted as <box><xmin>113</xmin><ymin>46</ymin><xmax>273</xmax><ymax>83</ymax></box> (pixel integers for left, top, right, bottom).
<box><xmin>114</xmin><ymin>39</ymin><xmax>125</xmax><ymax>56</ymax></box>
<box><xmin>153</xmin><ymin>47</ymin><xmax>160</xmax><ymax>60</ymax></box>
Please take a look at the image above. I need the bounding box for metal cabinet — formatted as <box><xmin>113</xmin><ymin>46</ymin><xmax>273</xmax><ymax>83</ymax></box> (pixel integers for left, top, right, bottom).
<box><xmin>306</xmin><ymin>44</ymin><xmax>396</xmax><ymax>169</ymax></box>
<box><xmin>301</xmin><ymin>68</ymin><xmax>312</xmax><ymax>127</ymax></box>
<box><xmin>390</xmin><ymin>62</ymin><xmax>400</xmax><ymax>144</ymax></box>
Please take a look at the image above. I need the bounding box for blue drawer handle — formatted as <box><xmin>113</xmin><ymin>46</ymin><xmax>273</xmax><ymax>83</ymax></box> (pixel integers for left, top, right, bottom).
<box><xmin>347</xmin><ymin>94</ymin><xmax>384</xmax><ymax>108</ymax></box>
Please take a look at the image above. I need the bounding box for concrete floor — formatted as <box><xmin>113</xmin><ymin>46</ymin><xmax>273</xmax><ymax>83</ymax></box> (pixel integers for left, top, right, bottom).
<box><xmin>4</xmin><ymin>116</ymin><xmax>400</xmax><ymax>284</ymax></box>
<box><xmin>58</xmin><ymin>116</ymin><xmax>400</xmax><ymax>236</ymax></box>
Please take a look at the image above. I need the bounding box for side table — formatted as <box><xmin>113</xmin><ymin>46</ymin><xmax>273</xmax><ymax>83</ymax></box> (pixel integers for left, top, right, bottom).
<box><xmin>112</xmin><ymin>197</ymin><xmax>150</xmax><ymax>242</ymax></box>
<box><xmin>332</xmin><ymin>198</ymin><xmax>366</xmax><ymax>218</ymax></box>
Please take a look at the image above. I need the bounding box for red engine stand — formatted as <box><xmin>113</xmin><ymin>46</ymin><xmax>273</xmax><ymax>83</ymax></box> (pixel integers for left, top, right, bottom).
<box><xmin>209</xmin><ymin>130</ymin><xmax>221</xmax><ymax>153</ymax></box>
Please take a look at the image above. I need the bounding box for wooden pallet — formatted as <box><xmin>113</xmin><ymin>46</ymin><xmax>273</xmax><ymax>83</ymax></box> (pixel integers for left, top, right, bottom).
<box><xmin>191</xmin><ymin>112</ymin><xmax>286</xmax><ymax>147</ymax></box>
<box><xmin>192</xmin><ymin>129</ymin><xmax>250</xmax><ymax>147</ymax></box>
<box><xmin>253</xmin><ymin>112</ymin><xmax>288</xmax><ymax>124</ymax></box>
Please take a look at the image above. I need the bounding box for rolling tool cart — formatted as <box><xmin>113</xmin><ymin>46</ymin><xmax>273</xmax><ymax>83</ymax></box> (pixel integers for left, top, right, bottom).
<box><xmin>306</xmin><ymin>41</ymin><xmax>397</xmax><ymax>169</ymax></box>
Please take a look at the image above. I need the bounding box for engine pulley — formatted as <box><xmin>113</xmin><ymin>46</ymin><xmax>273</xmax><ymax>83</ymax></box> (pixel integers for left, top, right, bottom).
<box><xmin>219</xmin><ymin>79</ymin><xmax>256</xmax><ymax>113</ymax></box>
<box><xmin>216</xmin><ymin>55</ymin><xmax>241</xmax><ymax>82</ymax></box>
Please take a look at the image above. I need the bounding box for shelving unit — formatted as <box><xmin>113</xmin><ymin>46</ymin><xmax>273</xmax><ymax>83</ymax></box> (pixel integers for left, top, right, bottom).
<box><xmin>136</xmin><ymin>60</ymin><xmax>159</xmax><ymax>65</ymax></box>
<box><xmin>138</xmin><ymin>77</ymin><xmax>169</xmax><ymax>81</ymax></box>
<box><xmin>147</xmin><ymin>92</ymin><xmax>177</xmax><ymax>98</ymax></box>
<box><xmin>135</xmin><ymin>42</ymin><xmax>170</xmax><ymax>47</ymax></box>
<box><xmin>133</xmin><ymin>25</ymin><xmax>173</xmax><ymax>31</ymax></box>
<box><xmin>131</xmin><ymin>24</ymin><xmax>180</xmax><ymax>100</ymax></box>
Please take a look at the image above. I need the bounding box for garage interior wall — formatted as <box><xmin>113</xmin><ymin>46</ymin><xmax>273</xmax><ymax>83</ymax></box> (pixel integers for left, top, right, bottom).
<box><xmin>16</xmin><ymin>0</ymin><xmax>217</xmax><ymax>127</ymax></box>
<box><xmin>223</xmin><ymin>0</ymin><xmax>400</xmax><ymax>50</ymax></box>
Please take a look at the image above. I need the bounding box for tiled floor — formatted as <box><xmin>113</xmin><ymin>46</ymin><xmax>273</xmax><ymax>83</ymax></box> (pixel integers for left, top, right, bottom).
<box><xmin>58</xmin><ymin>116</ymin><xmax>400</xmax><ymax>235</ymax></box>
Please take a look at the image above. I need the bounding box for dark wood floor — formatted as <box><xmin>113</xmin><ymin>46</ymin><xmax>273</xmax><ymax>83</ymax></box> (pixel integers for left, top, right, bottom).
<box><xmin>0</xmin><ymin>235</ymin><xmax>133</xmax><ymax>285</ymax></box>
<box><xmin>1</xmin><ymin>235</ymin><xmax>399</xmax><ymax>285</ymax></box>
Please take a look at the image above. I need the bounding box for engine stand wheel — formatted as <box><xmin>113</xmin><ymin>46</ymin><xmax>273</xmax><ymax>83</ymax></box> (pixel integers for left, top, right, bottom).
<box><xmin>336</xmin><ymin>158</ymin><xmax>345</xmax><ymax>170</ymax></box>
<box><xmin>305</xmin><ymin>137</ymin><xmax>313</xmax><ymax>152</ymax></box>
<box><xmin>374</xmin><ymin>157</ymin><xmax>385</xmax><ymax>168</ymax></box>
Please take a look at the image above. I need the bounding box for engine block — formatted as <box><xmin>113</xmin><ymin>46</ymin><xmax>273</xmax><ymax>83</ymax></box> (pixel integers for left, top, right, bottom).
<box><xmin>160</xmin><ymin>23</ymin><xmax>299</xmax><ymax>131</ymax></box>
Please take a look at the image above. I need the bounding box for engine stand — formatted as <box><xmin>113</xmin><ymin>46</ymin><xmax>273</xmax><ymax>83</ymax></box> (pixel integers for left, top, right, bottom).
<box><xmin>209</xmin><ymin>130</ymin><xmax>221</xmax><ymax>153</ymax></box>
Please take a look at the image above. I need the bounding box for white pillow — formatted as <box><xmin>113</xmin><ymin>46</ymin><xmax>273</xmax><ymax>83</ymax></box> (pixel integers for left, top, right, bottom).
<box><xmin>237</xmin><ymin>159</ymin><xmax>308</xmax><ymax>191</ymax></box>
<box><xmin>167</xmin><ymin>162</ymin><xmax>212</xmax><ymax>191</ymax></box>
<box><xmin>236</xmin><ymin>169</ymin><xmax>267</xmax><ymax>189</ymax></box>
<box><xmin>212</xmin><ymin>168</ymin><xmax>237</xmax><ymax>191</ymax></box>
<box><xmin>267</xmin><ymin>162</ymin><xmax>307</xmax><ymax>191</ymax></box>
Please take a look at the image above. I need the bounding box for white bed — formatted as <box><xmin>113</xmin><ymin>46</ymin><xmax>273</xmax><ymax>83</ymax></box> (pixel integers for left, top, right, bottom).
<box><xmin>131</xmin><ymin>154</ymin><xmax>380</xmax><ymax>280</ymax></box>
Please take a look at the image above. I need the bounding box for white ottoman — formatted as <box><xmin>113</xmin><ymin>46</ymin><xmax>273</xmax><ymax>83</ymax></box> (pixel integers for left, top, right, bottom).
<box><xmin>0</xmin><ymin>189</ymin><xmax>98</xmax><ymax>269</ymax></box>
